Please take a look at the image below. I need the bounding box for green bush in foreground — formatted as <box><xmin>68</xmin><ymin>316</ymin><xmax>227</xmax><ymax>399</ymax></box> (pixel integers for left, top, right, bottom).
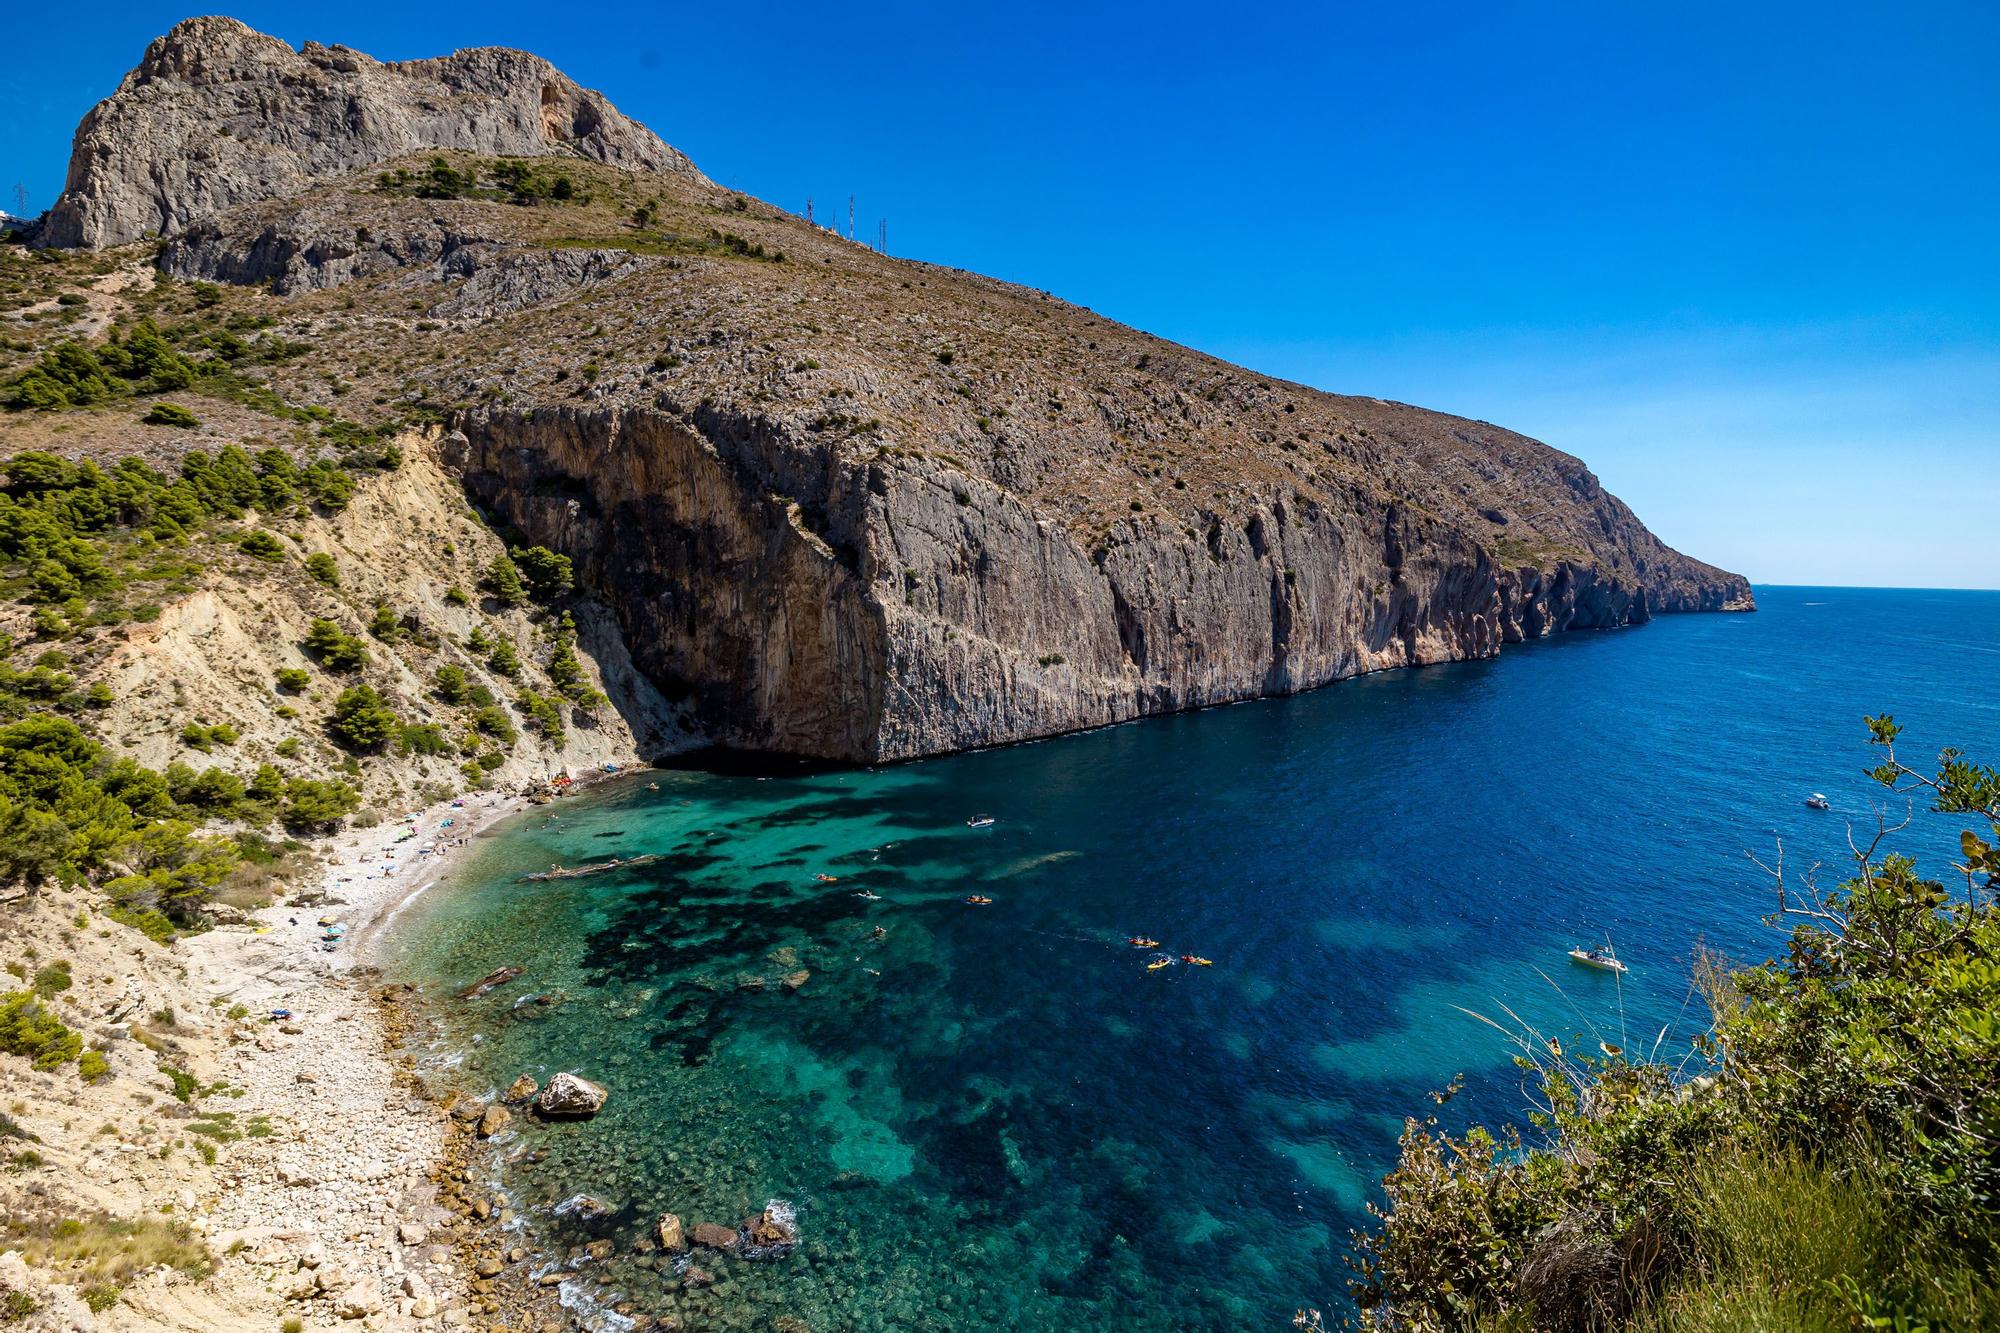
<box><xmin>1349</xmin><ymin>718</ymin><xmax>2000</xmax><ymax>1331</ymax></box>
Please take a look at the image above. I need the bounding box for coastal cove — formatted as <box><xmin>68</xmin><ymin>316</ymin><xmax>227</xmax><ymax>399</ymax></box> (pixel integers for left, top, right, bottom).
<box><xmin>372</xmin><ymin>586</ymin><xmax>1998</xmax><ymax>1330</ymax></box>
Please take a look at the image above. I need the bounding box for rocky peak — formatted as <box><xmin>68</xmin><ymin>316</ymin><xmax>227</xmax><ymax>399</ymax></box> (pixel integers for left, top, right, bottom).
<box><xmin>41</xmin><ymin>16</ymin><xmax>705</xmax><ymax>250</ymax></box>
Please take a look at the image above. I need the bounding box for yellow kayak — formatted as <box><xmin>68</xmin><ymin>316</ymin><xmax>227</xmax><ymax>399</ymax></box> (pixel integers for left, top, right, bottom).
<box><xmin>1146</xmin><ymin>957</ymin><xmax>1173</xmax><ymax>971</ymax></box>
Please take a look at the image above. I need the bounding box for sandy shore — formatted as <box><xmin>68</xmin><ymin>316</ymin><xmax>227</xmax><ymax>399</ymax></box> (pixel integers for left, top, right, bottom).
<box><xmin>0</xmin><ymin>786</ymin><xmax>544</xmax><ymax>1331</ymax></box>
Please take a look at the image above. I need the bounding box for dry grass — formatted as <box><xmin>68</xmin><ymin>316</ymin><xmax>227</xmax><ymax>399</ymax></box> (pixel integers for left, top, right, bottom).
<box><xmin>0</xmin><ymin>1206</ymin><xmax>212</xmax><ymax>1289</ymax></box>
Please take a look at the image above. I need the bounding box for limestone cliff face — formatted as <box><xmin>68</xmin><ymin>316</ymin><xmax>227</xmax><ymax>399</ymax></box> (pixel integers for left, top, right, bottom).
<box><xmin>41</xmin><ymin>16</ymin><xmax>703</xmax><ymax>249</ymax></box>
<box><xmin>445</xmin><ymin>406</ymin><xmax>1748</xmax><ymax>763</ymax></box>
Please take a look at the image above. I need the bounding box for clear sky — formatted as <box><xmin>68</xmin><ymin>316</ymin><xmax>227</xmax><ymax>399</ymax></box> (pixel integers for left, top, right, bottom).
<box><xmin>5</xmin><ymin>2</ymin><xmax>1995</xmax><ymax>588</ymax></box>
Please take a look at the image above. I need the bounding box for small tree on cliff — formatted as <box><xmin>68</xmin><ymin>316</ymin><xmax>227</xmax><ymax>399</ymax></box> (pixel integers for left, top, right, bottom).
<box><xmin>327</xmin><ymin>684</ymin><xmax>399</xmax><ymax>753</ymax></box>
<box><xmin>482</xmin><ymin>555</ymin><xmax>527</xmax><ymax>608</ymax></box>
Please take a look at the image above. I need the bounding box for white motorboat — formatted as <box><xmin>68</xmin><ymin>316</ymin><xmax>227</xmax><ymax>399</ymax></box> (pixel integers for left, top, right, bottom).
<box><xmin>1568</xmin><ymin>946</ymin><xmax>1627</xmax><ymax>975</ymax></box>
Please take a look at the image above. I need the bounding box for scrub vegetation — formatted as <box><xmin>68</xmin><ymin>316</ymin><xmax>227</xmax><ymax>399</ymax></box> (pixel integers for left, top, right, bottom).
<box><xmin>1349</xmin><ymin>719</ymin><xmax>2000</xmax><ymax>1331</ymax></box>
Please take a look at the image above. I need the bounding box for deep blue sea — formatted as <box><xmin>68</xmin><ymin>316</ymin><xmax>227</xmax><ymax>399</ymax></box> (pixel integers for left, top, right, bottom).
<box><xmin>378</xmin><ymin>586</ymin><xmax>2000</xmax><ymax>1331</ymax></box>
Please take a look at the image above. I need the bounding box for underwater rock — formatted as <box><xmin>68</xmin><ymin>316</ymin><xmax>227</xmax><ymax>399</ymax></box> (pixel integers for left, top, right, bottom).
<box><xmin>503</xmin><ymin>1074</ymin><xmax>540</xmax><ymax>1103</ymax></box>
<box><xmin>457</xmin><ymin>966</ymin><xmax>524</xmax><ymax>999</ymax></box>
<box><xmin>682</xmin><ymin>1264</ymin><xmax>714</xmax><ymax>1289</ymax></box>
<box><xmin>536</xmin><ymin>1071</ymin><xmax>609</xmax><ymax>1118</ymax></box>
<box><xmin>691</xmin><ymin>1222</ymin><xmax>740</xmax><ymax>1253</ymax></box>
<box><xmin>552</xmin><ymin>1194</ymin><xmax>619</xmax><ymax>1228</ymax></box>
<box><xmin>656</xmin><ymin>1213</ymin><xmax>686</xmax><ymax>1252</ymax></box>
<box><xmin>780</xmin><ymin>969</ymin><xmax>811</xmax><ymax>992</ymax></box>
<box><xmin>476</xmin><ymin>1103</ymin><xmax>513</xmax><ymax>1138</ymax></box>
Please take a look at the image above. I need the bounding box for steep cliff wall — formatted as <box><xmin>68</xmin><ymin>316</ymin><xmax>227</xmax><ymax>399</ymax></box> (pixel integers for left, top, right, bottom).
<box><xmin>446</xmin><ymin>405</ymin><xmax>1741</xmax><ymax>763</ymax></box>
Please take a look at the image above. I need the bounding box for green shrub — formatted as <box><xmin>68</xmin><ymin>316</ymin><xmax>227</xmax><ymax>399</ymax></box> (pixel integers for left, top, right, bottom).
<box><xmin>30</xmin><ymin>962</ymin><xmax>69</xmax><ymax>997</ymax></box>
<box><xmin>274</xmin><ymin>737</ymin><xmax>302</xmax><ymax>759</ymax></box>
<box><xmin>142</xmin><ymin>403</ymin><xmax>200</xmax><ymax>429</ymax></box>
<box><xmin>510</xmin><ymin>544</ymin><xmax>573</xmax><ymax>600</ymax></box>
<box><xmin>434</xmin><ymin>664</ymin><xmax>471</xmax><ymax>705</ymax></box>
<box><xmin>487</xmin><ymin>638</ymin><xmax>521</xmax><ymax>677</ymax></box>
<box><xmin>0</xmin><ymin>991</ymin><xmax>81</xmax><ymax>1070</ymax></box>
<box><xmin>159</xmin><ymin>1065</ymin><xmax>200</xmax><ymax>1104</ymax></box>
<box><xmin>470</xmin><ymin>706</ymin><xmax>517</xmax><ymax>745</ymax></box>
<box><xmin>274</xmin><ymin>667</ymin><xmax>310</xmax><ymax>692</ymax></box>
<box><xmin>328</xmin><ymin>684</ymin><xmax>398</xmax><ymax>752</ymax></box>
<box><xmin>367</xmin><ymin>604</ymin><xmax>401</xmax><ymax>640</ymax></box>
<box><xmin>482</xmin><ymin>554</ymin><xmax>527</xmax><ymax>607</ymax></box>
<box><xmin>398</xmin><ymin>723</ymin><xmax>450</xmax><ymax>757</ymax></box>
<box><xmin>277</xmin><ymin>778</ymin><xmax>357</xmax><ymax>832</ymax></box>
<box><xmin>236</xmin><ymin>529</ymin><xmax>284</xmax><ymax>561</ymax></box>
<box><xmin>105</xmin><ymin>904</ymin><xmax>177</xmax><ymax>943</ymax></box>
<box><xmin>516</xmin><ymin>689</ymin><xmax>564</xmax><ymax>743</ymax></box>
<box><xmin>444</xmin><ymin>584</ymin><xmax>469</xmax><ymax>606</ymax></box>
<box><xmin>301</xmin><ymin>618</ymin><xmax>366</xmax><ymax>671</ymax></box>
<box><xmin>78</xmin><ymin>1049</ymin><xmax>110</xmax><ymax>1082</ymax></box>
<box><xmin>303</xmin><ymin>552</ymin><xmax>339</xmax><ymax>586</ymax></box>
<box><xmin>1350</xmin><ymin>718</ymin><xmax>2000</xmax><ymax>1330</ymax></box>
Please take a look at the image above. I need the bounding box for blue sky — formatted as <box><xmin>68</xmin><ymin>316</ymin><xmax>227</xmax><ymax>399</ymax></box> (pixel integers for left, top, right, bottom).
<box><xmin>6</xmin><ymin>2</ymin><xmax>1995</xmax><ymax>587</ymax></box>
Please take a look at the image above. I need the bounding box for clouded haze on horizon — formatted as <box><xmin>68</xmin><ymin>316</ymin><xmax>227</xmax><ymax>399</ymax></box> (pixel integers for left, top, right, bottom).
<box><xmin>6</xmin><ymin>1</ymin><xmax>1994</xmax><ymax>588</ymax></box>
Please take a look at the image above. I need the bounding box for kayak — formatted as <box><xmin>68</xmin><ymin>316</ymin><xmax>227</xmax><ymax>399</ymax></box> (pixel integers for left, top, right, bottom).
<box><xmin>1127</xmin><ymin>937</ymin><xmax>1160</xmax><ymax>948</ymax></box>
<box><xmin>1146</xmin><ymin>957</ymin><xmax>1173</xmax><ymax>971</ymax></box>
<box><xmin>1179</xmin><ymin>955</ymin><xmax>1212</xmax><ymax>967</ymax></box>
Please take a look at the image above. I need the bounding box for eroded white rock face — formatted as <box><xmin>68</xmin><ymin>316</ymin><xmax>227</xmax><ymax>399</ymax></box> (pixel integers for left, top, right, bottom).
<box><xmin>42</xmin><ymin>16</ymin><xmax>705</xmax><ymax>249</ymax></box>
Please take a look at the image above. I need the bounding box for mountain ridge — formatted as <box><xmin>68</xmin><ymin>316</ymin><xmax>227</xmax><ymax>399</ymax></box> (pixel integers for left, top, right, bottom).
<box><xmin>16</xmin><ymin>18</ymin><xmax>1752</xmax><ymax>763</ymax></box>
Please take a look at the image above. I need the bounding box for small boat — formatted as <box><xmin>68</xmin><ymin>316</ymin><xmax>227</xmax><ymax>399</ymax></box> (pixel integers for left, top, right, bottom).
<box><xmin>1146</xmin><ymin>956</ymin><xmax>1173</xmax><ymax>971</ymax></box>
<box><xmin>965</xmin><ymin>895</ymin><xmax>993</xmax><ymax>906</ymax></box>
<box><xmin>1568</xmin><ymin>946</ymin><xmax>1628</xmax><ymax>975</ymax></box>
<box><xmin>1805</xmin><ymin>792</ymin><xmax>1829</xmax><ymax>810</ymax></box>
<box><xmin>1179</xmin><ymin>955</ymin><xmax>1213</xmax><ymax>967</ymax></box>
<box><xmin>815</xmin><ymin>873</ymin><xmax>840</xmax><ymax>883</ymax></box>
<box><xmin>966</xmin><ymin>815</ymin><xmax>996</xmax><ymax>829</ymax></box>
<box><xmin>1126</xmin><ymin>936</ymin><xmax>1160</xmax><ymax>949</ymax></box>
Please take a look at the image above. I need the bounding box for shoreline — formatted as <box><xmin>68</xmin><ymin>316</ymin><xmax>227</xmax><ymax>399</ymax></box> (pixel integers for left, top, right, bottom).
<box><xmin>161</xmin><ymin>769</ymin><xmax>636</xmax><ymax>1329</ymax></box>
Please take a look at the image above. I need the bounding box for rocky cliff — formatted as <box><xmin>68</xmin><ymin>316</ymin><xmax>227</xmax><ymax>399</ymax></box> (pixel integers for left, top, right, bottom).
<box><xmin>23</xmin><ymin>20</ymin><xmax>1752</xmax><ymax>764</ymax></box>
<box><xmin>41</xmin><ymin>16</ymin><xmax>703</xmax><ymax>250</ymax></box>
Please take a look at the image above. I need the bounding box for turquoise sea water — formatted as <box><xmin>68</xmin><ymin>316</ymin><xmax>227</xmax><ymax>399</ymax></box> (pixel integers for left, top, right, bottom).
<box><xmin>378</xmin><ymin>586</ymin><xmax>1999</xmax><ymax>1330</ymax></box>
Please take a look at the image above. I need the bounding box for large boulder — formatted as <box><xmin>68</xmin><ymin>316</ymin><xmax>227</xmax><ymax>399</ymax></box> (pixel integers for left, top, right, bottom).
<box><xmin>535</xmin><ymin>1071</ymin><xmax>608</xmax><ymax>1119</ymax></box>
<box><xmin>655</xmin><ymin>1212</ymin><xmax>686</xmax><ymax>1252</ymax></box>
